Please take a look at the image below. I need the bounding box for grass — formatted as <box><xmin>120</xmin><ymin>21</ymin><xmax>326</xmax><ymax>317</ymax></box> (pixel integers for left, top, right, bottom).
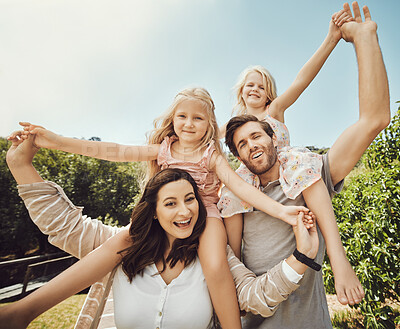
<box><xmin>27</xmin><ymin>294</ymin><xmax>86</xmax><ymax>329</ymax></box>
<box><xmin>331</xmin><ymin>310</ymin><xmax>364</xmax><ymax>328</ymax></box>
<box><xmin>329</xmin><ymin>301</ymin><xmax>400</xmax><ymax>329</ymax></box>
<box><xmin>0</xmin><ymin>294</ymin><xmax>87</xmax><ymax>329</ymax></box>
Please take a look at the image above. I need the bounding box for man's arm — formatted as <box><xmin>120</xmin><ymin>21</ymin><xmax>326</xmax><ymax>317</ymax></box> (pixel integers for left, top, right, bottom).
<box><xmin>328</xmin><ymin>2</ymin><xmax>390</xmax><ymax>186</ymax></box>
<box><xmin>228</xmin><ymin>213</ymin><xmax>319</xmax><ymax>317</ymax></box>
<box><xmin>227</xmin><ymin>247</ymin><xmax>299</xmax><ymax>317</ymax></box>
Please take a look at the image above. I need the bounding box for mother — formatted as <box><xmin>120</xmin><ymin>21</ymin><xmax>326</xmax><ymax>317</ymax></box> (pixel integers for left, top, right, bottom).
<box><xmin>1</xmin><ymin>134</ymin><xmax>319</xmax><ymax>329</ymax></box>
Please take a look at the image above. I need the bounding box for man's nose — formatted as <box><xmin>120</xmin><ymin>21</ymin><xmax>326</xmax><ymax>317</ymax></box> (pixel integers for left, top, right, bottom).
<box><xmin>248</xmin><ymin>139</ymin><xmax>258</xmax><ymax>150</ymax></box>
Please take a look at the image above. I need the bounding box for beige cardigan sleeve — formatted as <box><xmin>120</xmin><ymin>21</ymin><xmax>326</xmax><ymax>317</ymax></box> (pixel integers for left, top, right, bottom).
<box><xmin>226</xmin><ymin>246</ymin><xmax>300</xmax><ymax>317</ymax></box>
<box><xmin>18</xmin><ymin>181</ymin><xmax>122</xmax><ymax>329</ymax></box>
<box><xmin>18</xmin><ymin>181</ymin><xmax>122</xmax><ymax>259</ymax></box>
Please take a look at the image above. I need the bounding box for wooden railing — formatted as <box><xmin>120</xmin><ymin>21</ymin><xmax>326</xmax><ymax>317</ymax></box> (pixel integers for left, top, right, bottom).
<box><xmin>0</xmin><ymin>252</ymin><xmax>78</xmax><ymax>302</ymax></box>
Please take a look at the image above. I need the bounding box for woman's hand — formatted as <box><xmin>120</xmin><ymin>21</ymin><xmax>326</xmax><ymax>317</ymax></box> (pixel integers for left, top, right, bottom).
<box><xmin>6</xmin><ymin>130</ymin><xmax>44</xmax><ymax>185</ymax></box>
<box><xmin>292</xmin><ymin>212</ymin><xmax>319</xmax><ymax>259</ymax></box>
<box><xmin>6</xmin><ymin>131</ymin><xmax>40</xmax><ymax>168</ymax></box>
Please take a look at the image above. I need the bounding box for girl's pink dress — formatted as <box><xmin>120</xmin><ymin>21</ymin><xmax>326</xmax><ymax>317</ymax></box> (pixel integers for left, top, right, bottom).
<box><xmin>218</xmin><ymin>110</ymin><xmax>322</xmax><ymax>217</ymax></box>
<box><xmin>158</xmin><ymin>135</ymin><xmax>221</xmax><ymax>219</ymax></box>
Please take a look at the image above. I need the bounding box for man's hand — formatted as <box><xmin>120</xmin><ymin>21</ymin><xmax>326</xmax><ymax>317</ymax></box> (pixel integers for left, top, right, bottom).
<box><xmin>338</xmin><ymin>2</ymin><xmax>377</xmax><ymax>44</ymax></box>
<box><xmin>292</xmin><ymin>212</ymin><xmax>319</xmax><ymax>259</ymax></box>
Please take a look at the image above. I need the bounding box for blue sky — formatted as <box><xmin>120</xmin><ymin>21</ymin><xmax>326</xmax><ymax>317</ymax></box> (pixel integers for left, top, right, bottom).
<box><xmin>1</xmin><ymin>0</ymin><xmax>399</xmax><ymax>148</ymax></box>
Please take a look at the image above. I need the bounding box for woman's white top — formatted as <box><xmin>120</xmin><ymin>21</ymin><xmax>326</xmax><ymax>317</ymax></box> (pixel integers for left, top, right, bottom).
<box><xmin>112</xmin><ymin>257</ymin><xmax>214</xmax><ymax>329</ymax></box>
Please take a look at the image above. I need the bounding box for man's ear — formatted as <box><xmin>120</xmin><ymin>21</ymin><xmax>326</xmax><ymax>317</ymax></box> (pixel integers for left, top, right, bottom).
<box><xmin>272</xmin><ymin>134</ymin><xmax>278</xmax><ymax>148</ymax></box>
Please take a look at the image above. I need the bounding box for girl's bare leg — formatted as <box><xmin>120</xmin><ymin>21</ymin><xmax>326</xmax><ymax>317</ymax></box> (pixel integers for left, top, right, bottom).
<box><xmin>198</xmin><ymin>217</ymin><xmax>241</xmax><ymax>329</ymax></box>
<box><xmin>303</xmin><ymin>179</ymin><xmax>364</xmax><ymax>305</ymax></box>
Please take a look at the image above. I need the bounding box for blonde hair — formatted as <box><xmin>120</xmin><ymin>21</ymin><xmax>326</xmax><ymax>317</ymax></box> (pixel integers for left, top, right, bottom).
<box><xmin>233</xmin><ymin>65</ymin><xmax>277</xmax><ymax>116</ymax></box>
<box><xmin>146</xmin><ymin>87</ymin><xmax>222</xmax><ymax>179</ymax></box>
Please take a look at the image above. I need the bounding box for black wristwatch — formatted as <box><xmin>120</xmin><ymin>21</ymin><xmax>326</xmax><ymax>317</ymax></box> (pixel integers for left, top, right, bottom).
<box><xmin>293</xmin><ymin>248</ymin><xmax>321</xmax><ymax>271</ymax></box>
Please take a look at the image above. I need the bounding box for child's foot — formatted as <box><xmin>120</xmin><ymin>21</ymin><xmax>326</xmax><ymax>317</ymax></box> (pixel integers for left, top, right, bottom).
<box><xmin>331</xmin><ymin>257</ymin><xmax>364</xmax><ymax>305</ymax></box>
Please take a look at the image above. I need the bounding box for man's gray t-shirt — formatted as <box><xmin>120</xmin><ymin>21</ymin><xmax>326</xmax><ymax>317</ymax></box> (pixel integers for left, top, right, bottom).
<box><xmin>241</xmin><ymin>154</ymin><xmax>343</xmax><ymax>329</ymax></box>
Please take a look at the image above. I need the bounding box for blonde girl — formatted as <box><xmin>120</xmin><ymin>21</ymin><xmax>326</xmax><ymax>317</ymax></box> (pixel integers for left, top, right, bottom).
<box><xmin>219</xmin><ymin>10</ymin><xmax>365</xmax><ymax>306</ymax></box>
<box><xmin>21</xmin><ymin>87</ymin><xmax>311</xmax><ymax>328</ymax></box>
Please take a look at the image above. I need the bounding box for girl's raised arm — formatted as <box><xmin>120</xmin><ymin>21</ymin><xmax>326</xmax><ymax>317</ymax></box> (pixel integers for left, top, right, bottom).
<box><xmin>0</xmin><ymin>229</ymin><xmax>130</xmax><ymax>329</ymax></box>
<box><xmin>20</xmin><ymin>122</ymin><xmax>159</xmax><ymax>162</ymax></box>
<box><xmin>268</xmin><ymin>11</ymin><xmax>352</xmax><ymax>122</ymax></box>
<box><xmin>211</xmin><ymin>153</ymin><xmax>309</xmax><ymax>226</ymax></box>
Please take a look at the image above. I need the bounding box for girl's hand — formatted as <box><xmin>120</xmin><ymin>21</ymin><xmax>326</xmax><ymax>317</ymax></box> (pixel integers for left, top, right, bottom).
<box><xmin>330</xmin><ymin>6</ymin><xmax>355</xmax><ymax>43</ymax></box>
<box><xmin>292</xmin><ymin>212</ymin><xmax>319</xmax><ymax>259</ymax></box>
<box><xmin>279</xmin><ymin>205</ymin><xmax>311</xmax><ymax>226</ymax></box>
<box><xmin>19</xmin><ymin>122</ymin><xmax>62</xmax><ymax>150</ymax></box>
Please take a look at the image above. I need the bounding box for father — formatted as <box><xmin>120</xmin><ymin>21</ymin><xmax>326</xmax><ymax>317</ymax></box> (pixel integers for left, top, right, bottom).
<box><xmin>221</xmin><ymin>2</ymin><xmax>389</xmax><ymax>329</ymax></box>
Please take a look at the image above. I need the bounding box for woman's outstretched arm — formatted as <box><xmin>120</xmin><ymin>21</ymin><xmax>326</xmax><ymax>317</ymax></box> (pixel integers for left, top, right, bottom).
<box><xmin>0</xmin><ymin>230</ymin><xmax>129</xmax><ymax>329</ymax></box>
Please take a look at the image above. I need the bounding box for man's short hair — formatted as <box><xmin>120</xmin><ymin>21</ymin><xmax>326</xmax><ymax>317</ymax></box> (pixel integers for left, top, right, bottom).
<box><xmin>225</xmin><ymin>115</ymin><xmax>275</xmax><ymax>156</ymax></box>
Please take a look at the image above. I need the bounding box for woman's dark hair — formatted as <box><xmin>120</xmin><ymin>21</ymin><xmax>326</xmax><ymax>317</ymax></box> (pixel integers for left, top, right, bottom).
<box><xmin>120</xmin><ymin>168</ymin><xmax>207</xmax><ymax>282</ymax></box>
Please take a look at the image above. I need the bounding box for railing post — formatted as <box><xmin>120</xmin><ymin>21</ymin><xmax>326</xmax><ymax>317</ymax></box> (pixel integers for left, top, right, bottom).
<box><xmin>21</xmin><ymin>266</ymin><xmax>32</xmax><ymax>297</ymax></box>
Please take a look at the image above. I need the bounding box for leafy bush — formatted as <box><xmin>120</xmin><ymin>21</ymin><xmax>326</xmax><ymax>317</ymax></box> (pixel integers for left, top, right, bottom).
<box><xmin>324</xmin><ymin>107</ymin><xmax>400</xmax><ymax>328</ymax></box>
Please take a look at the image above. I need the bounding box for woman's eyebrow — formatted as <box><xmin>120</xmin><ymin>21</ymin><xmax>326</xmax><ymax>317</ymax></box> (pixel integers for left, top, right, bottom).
<box><xmin>162</xmin><ymin>197</ymin><xmax>177</xmax><ymax>202</ymax></box>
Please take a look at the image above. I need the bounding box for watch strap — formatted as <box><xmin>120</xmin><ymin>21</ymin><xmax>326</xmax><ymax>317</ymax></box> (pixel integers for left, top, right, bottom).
<box><xmin>293</xmin><ymin>248</ymin><xmax>321</xmax><ymax>271</ymax></box>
